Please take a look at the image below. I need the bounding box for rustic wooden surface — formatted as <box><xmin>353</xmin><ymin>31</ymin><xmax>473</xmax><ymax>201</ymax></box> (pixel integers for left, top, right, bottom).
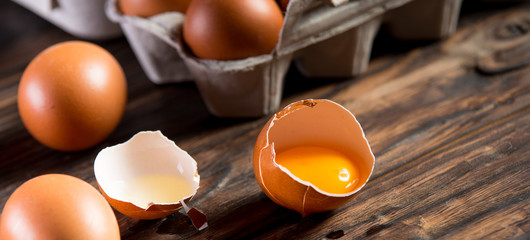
<box><xmin>1</xmin><ymin>1</ymin><xmax>529</xmax><ymax>239</ymax></box>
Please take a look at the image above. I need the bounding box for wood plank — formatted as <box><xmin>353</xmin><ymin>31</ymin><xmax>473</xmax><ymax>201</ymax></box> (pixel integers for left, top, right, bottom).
<box><xmin>345</xmin><ymin>109</ymin><xmax>530</xmax><ymax>239</ymax></box>
<box><xmin>442</xmin><ymin>199</ymin><xmax>530</xmax><ymax>239</ymax></box>
<box><xmin>281</xmin><ymin>5</ymin><xmax>530</xmax><ymax>185</ymax></box>
<box><xmin>0</xmin><ymin>1</ymin><xmax>528</xmax><ymax>239</ymax></box>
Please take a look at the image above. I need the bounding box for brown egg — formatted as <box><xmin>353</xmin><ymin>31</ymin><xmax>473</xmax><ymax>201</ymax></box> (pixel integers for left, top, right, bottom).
<box><xmin>253</xmin><ymin>99</ymin><xmax>375</xmax><ymax>216</ymax></box>
<box><xmin>17</xmin><ymin>41</ymin><xmax>127</xmax><ymax>152</ymax></box>
<box><xmin>94</xmin><ymin>131</ymin><xmax>201</xmax><ymax>220</ymax></box>
<box><xmin>0</xmin><ymin>174</ymin><xmax>120</xmax><ymax>240</ymax></box>
<box><xmin>183</xmin><ymin>0</ymin><xmax>284</xmax><ymax>60</ymax></box>
<box><xmin>119</xmin><ymin>0</ymin><xmax>192</xmax><ymax>17</ymax></box>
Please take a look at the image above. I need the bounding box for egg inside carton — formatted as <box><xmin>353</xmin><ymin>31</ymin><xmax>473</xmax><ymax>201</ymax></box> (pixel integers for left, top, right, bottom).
<box><xmin>106</xmin><ymin>0</ymin><xmax>463</xmax><ymax>117</ymax></box>
<box><xmin>13</xmin><ymin>0</ymin><xmax>122</xmax><ymax>40</ymax></box>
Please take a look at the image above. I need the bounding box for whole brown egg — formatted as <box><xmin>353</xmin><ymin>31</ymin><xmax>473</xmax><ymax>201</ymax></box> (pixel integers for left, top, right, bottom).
<box><xmin>183</xmin><ymin>0</ymin><xmax>284</xmax><ymax>60</ymax></box>
<box><xmin>119</xmin><ymin>0</ymin><xmax>192</xmax><ymax>17</ymax></box>
<box><xmin>0</xmin><ymin>174</ymin><xmax>120</xmax><ymax>240</ymax></box>
<box><xmin>17</xmin><ymin>41</ymin><xmax>127</xmax><ymax>151</ymax></box>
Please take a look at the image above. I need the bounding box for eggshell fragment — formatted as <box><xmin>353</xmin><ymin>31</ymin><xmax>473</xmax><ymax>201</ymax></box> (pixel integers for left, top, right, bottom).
<box><xmin>253</xmin><ymin>99</ymin><xmax>375</xmax><ymax>216</ymax></box>
<box><xmin>180</xmin><ymin>200</ymin><xmax>208</xmax><ymax>231</ymax></box>
<box><xmin>94</xmin><ymin>130</ymin><xmax>200</xmax><ymax>220</ymax></box>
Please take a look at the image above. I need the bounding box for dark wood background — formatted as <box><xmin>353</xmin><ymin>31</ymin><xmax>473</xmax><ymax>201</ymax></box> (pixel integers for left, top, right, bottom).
<box><xmin>1</xmin><ymin>1</ymin><xmax>529</xmax><ymax>239</ymax></box>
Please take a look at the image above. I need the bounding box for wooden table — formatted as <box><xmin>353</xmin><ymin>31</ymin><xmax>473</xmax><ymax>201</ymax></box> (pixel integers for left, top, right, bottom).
<box><xmin>1</xmin><ymin>1</ymin><xmax>529</xmax><ymax>239</ymax></box>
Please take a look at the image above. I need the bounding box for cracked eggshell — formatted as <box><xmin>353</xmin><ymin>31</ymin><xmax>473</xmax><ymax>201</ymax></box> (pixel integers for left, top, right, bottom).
<box><xmin>94</xmin><ymin>131</ymin><xmax>200</xmax><ymax>219</ymax></box>
<box><xmin>253</xmin><ymin>99</ymin><xmax>375</xmax><ymax>216</ymax></box>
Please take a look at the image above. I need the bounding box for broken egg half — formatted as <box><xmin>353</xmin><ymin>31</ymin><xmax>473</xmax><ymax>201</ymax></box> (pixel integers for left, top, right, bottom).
<box><xmin>253</xmin><ymin>99</ymin><xmax>375</xmax><ymax>216</ymax></box>
<box><xmin>94</xmin><ymin>131</ymin><xmax>200</xmax><ymax>220</ymax></box>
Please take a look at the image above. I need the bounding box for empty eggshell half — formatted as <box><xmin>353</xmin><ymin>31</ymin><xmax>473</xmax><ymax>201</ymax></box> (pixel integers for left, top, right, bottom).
<box><xmin>253</xmin><ymin>99</ymin><xmax>375</xmax><ymax>216</ymax></box>
<box><xmin>94</xmin><ymin>130</ymin><xmax>200</xmax><ymax>219</ymax></box>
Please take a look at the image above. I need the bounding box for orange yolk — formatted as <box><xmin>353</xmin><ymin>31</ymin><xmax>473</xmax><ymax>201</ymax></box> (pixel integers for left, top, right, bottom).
<box><xmin>276</xmin><ymin>146</ymin><xmax>360</xmax><ymax>194</ymax></box>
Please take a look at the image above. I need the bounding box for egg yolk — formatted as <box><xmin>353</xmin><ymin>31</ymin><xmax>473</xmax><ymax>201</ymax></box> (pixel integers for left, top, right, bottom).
<box><xmin>276</xmin><ymin>146</ymin><xmax>361</xmax><ymax>194</ymax></box>
<box><xmin>122</xmin><ymin>174</ymin><xmax>194</xmax><ymax>208</ymax></box>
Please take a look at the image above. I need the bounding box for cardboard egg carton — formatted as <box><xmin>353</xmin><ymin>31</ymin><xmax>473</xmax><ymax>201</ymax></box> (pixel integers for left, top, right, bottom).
<box><xmin>106</xmin><ymin>0</ymin><xmax>463</xmax><ymax>117</ymax></box>
<box><xmin>12</xmin><ymin>0</ymin><xmax>121</xmax><ymax>40</ymax></box>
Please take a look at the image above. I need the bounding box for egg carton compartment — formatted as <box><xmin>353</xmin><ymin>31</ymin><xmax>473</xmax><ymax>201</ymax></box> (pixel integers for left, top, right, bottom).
<box><xmin>106</xmin><ymin>0</ymin><xmax>463</xmax><ymax>117</ymax></box>
<box><xmin>110</xmin><ymin>12</ymin><xmax>193</xmax><ymax>84</ymax></box>
<box><xmin>12</xmin><ymin>0</ymin><xmax>122</xmax><ymax>40</ymax></box>
<box><xmin>295</xmin><ymin>0</ymin><xmax>463</xmax><ymax>77</ymax></box>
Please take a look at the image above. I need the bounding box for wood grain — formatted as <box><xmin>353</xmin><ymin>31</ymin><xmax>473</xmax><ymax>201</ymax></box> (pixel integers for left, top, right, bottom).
<box><xmin>0</xmin><ymin>1</ymin><xmax>529</xmax><ymax>239</ymax></box>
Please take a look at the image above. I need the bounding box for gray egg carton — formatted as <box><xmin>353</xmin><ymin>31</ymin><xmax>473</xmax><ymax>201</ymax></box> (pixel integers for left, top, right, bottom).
<box><xmin>12</xmin><ymin>0</ymin><xmax>122</xmax><ymax>40</ymax></box>
<box><xmin>106</xmin><ymin>0</ymin><xmax>463</xmax><ymax>117</ymax></box>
